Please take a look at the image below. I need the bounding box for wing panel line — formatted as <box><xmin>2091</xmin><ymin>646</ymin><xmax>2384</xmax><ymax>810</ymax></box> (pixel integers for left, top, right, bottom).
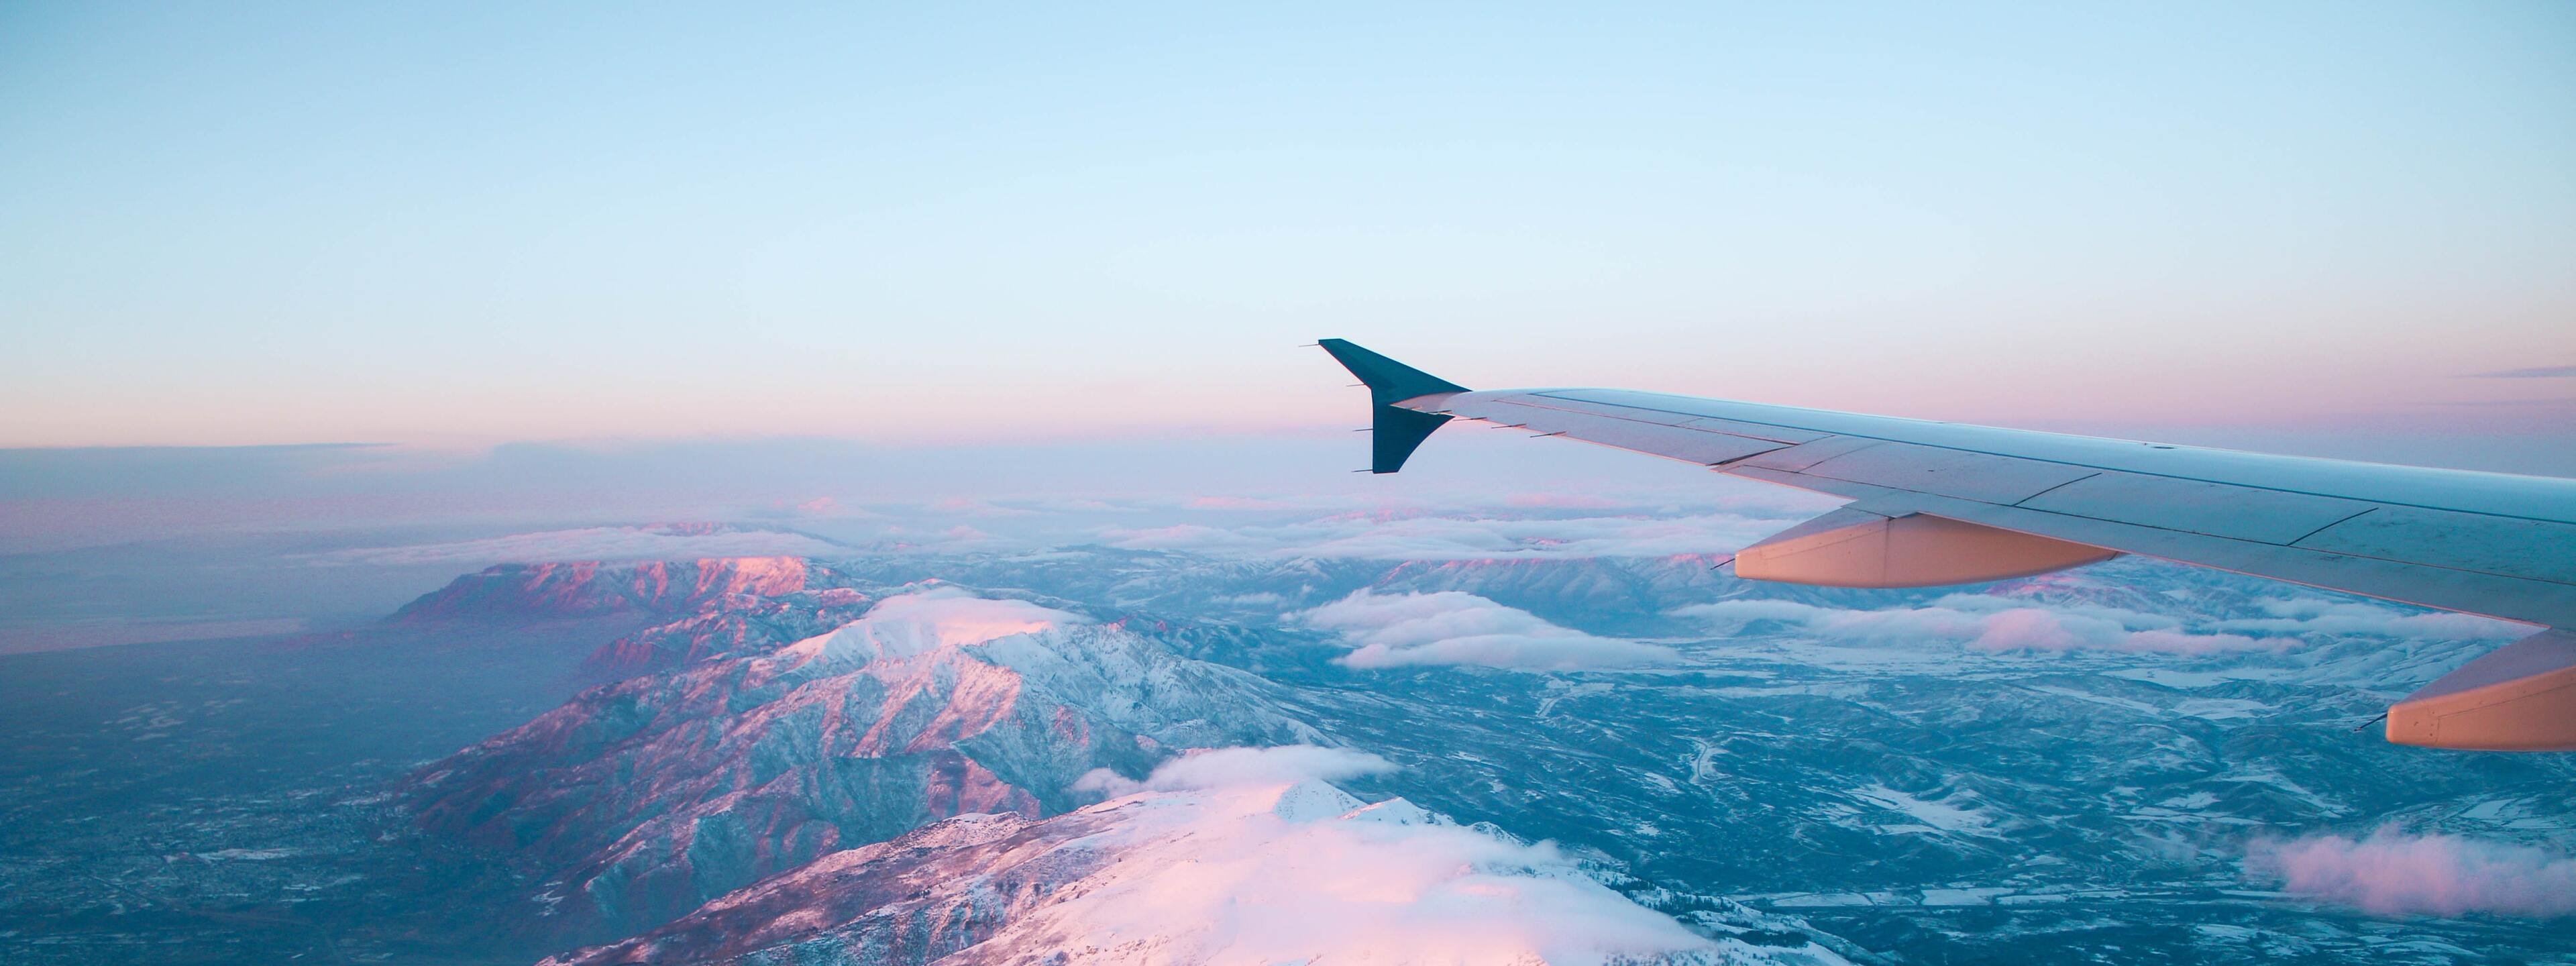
<box><xmin>2286</xmin><ymin>507</ymin><xmax>2381</xmax><ymax>547</ymax></box>
<box><xmin>2010</xmin><ymin>472</ymin><xmax>2102</xmax><ymax>506</ymax></box>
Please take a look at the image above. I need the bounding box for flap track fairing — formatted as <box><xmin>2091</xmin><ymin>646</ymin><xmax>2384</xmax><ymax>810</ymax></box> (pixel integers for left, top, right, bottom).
<box><xmin>1733</xmin><ymin>506</ymin><xmax>2121</xmax><ymax>588</ymax></box>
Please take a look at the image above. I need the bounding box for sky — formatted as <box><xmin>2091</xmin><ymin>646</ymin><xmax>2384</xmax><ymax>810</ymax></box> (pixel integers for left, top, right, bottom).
<box><xmin>3</xmin><ymin>1</ymin><xmax>2573</xmax><ymax>450</ymax></box>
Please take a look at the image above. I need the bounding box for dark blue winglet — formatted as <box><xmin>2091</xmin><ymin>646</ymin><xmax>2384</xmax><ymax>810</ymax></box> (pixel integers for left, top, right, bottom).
<box><xmin>1316</xmin><ymin>339</ymin><xmax>1470</xmax><ymax>474</ymax></box>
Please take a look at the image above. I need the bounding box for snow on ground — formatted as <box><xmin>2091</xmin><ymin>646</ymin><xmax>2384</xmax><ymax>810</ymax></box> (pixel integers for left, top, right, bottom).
<box><xmin>1851</xmin><ymin>784</ymin><xmax>2000</xmax><ymax>838</ymax></box>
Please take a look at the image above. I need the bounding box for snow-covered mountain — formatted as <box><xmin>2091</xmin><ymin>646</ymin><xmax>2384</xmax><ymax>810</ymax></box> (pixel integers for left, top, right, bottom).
<box><xmin>394</xmin><ymin>556</ymin><xmax>833</xmax><ymax>622</ymax></box>
<box><xmin>580</xmin><ymin>584</ymin><xmax>875</xmax><ymax>674</ymax></box>
<box><xmin>408</xmin><ymin>589</ymin><xmax>1326</xmax><ymax>942</ymax></box>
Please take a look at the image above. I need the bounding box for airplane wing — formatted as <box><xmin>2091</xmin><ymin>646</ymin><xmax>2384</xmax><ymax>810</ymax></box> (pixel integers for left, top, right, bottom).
<box><xmin>1316</xmin><ymin>338</ymin><xmax>2576</xmax><ymax>751</ymax></box>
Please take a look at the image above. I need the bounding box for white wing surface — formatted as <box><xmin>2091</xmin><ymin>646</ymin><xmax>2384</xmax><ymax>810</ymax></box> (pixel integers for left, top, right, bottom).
<box><xmin>1317</xmin><ymin>339</ymin><xmax>2576</xmax><ymax>751</ymax></box>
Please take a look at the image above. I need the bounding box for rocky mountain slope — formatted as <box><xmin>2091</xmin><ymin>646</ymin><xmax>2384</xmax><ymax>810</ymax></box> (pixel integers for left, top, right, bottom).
<box><xmin>394</xmin><ymin>556</ymin><xmax>829</xmax><ymax>623</ymax></box>
<box><xmin>408</xmin><ymin>589</ymin><xmax>1324</xmax><ymax>943</ymax></box>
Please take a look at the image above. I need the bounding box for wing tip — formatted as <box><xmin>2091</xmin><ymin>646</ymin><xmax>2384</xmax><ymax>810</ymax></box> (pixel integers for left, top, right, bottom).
<box><xmin>1314</xmin><ymin>338</ymin><xmax>1470</xmax><ymax>405</ymax></box>
<box><xmin>1316</xmin><ymin>338</ymin><xmax>1466</xmax><ymax>474</ymax></box>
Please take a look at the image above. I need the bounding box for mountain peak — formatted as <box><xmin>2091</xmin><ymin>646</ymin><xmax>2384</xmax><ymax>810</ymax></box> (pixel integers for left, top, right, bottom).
<box><xmin>1342</xmin><ymin>795</ymin><xmax>1444</xmax><ymax>826</ymax></box>
<box><xmin>1269</xmin><ymin>778</ymin><xmax>1368</xmax><ymax>822</ymax></box>
<box><xmin>771</xmin><ymin>589</ymin><xmax>1085</xmax><ymax>667</ymax></box>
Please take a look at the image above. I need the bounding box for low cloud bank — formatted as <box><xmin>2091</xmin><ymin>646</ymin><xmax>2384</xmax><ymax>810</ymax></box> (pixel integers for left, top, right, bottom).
<box><xmin>1672</xmin><ymin>596</ymin><xmax>2267</xmax><ymax>655</ymax></box>
<box><xmin>2246</xmin><ymin>827</ymin><xmax>2576</xmax><ymax>918</ymax></box>
<box><xmin>1053</xmin><ymin>745</ymin><xmax>1727</xmax><ymax>965</ymax></box>
<box><xmin>2214</xmin><ymin>598</ymin><xmax>2530</xmax><ymax>641</ymax></box>
<box><xmin>1104</xmin><ymin>511</ymin><xmax>1796</xmax><ymax>561</ymax></box>
<box><xmin>322</xmin><ymin>524</ymin><xmax>843</xmax><ymax>566</ymax></box>
<box><xmin>1298</xmin><ymin>590</ymin><xmax>1680</xmax><ymax>670</ymax></box>
<box><xmin>1676</xmin><ymin>592</ymin><xmax>2531</xmax><ymax>657</ymax></box>
<box><xmin>1073</xmin><ymin>744</ymin><xmax>1397</xmax><ymax>798</ymax></box>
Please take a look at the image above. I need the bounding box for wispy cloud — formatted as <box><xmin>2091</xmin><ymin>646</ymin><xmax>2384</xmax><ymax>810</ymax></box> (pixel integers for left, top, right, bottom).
<box><xmin>2246</xmin><ymin>826</ymin><xmax>2576</xmax><ymax>918</ymax></box>
<box><xmin>2212</xmin><ymin>598</ymin><xmax>2530</xmax><ymax>641</ymax></box>
<box><xmin>1297</xmin><ymin>590</ymin><xmax>1680</xmax><ymax>670</ymax></box>
<box><xmin>1073</xmin><ymin>744</ymin><xmax>1396</xmax><ymax>798</ymax></box>
<box><xmin>315</xmin><ymin>524</ymin><xmax>845</xmax><ymax>566</ymax></box>
<box><xmin>1103</xmin><ymin>509</ymin><xmax>1798</xmax><ymax>561</ymax></box>
<box><xmin>1672</xmin><ymin>596</ymin><xmax>2270</xmax><ymax>655</ymax></box>
<box><xmin>2463</xmin><ymin>365</ymin><xmax>2576</xmax><ymax>379</ymax></box>
<box><xmin>2421</xmin><ymin>396</ymin><xmax>2576</xmax><ymax>408</ymax></box>
<box><xmin>1673</xmin><ymin>592</ymin><xmax>2529</xmax><ymax>657</ymax></box>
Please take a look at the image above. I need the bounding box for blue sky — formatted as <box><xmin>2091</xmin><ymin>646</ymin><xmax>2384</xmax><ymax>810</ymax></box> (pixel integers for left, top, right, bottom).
<box><xmin>3</xmin><ymin>1</ymin><xmax>2571</xmax><ymax>447</ymax></box>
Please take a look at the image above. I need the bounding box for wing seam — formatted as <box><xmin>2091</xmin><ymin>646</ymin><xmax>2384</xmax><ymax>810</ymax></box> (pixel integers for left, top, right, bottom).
<box><xmin>1494</xmin><ymin>395</ymin><xmax>1821</xmax><ymax>444</ymax></box>
<box><xmin>1450</xmin><ymin>413</ymin><xmax>1790</xmax><ymax>468</ymax></box>
<box><xmin>2011</xmin><ymin>472</ymin><xmax>2103</xmax><ymax>507</ymax></box>
<box><xmin>2286</xmin><ymin>507</ymin><xmax>2381</xmax><ymax>547</ymax></box>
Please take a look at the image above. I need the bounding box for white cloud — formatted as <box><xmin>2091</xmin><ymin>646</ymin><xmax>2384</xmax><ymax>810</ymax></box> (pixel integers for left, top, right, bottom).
<box><xmin>866</xmin><ymin>521</ymin><xmax>1028</xmax><ymax>553</ymax></box>
<box><xmin>1102</xmin><ymin>511</ymin><xmax>1799</xmax><ymax>561</ymax></box>
<box><xmin>1677</xmin><ymin>591</ymin><xmax>2535</xmax><ymax>657</ymax></box>
<box><xmin>1672</xmin><ymin>596</ymin><xmax>2270</xmax><ymax>656</ymax></box>
<box><xmin>2214</xmin><ymin>598</ymin><xmax>2532</xmax><ymax>641</ymax></box>
<box><xmin>1040</xmin><ymin>748</ymin><xmax>1731</xmax><ymax>965</ymax></box>
<box><xmin>1097</xmin><ymin>523</ymin><xmax>1275</xmax><ymax>554</ymax></box>
<box><xmin>2246</xmin><ymin>826</ymin><xmax>2576</xmax><ymax>918</ymax></box>
<box><xmin>1297</xmin><ymin>590</ymin><xmax>1680</xmax><ymax>670</ymax></box>
<box><xmin>1073</xmin><ymin>744</ymin><xmax>1397</xmax><ymax>798</ymax></box>
<box><xmin>317</xmin><ymin>524</ymin><xmax>843</xmax><ymax>566</ymax></box>
<box><xmin>926</xmin><ymin>497</ymin><xmax>1038</xmax><ymax>518</ymax></box>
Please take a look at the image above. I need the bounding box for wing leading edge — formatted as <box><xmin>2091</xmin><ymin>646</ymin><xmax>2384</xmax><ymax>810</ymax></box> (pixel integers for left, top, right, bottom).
<box><xmin>1316</xmin><ymin>339</ymin><xmax>2576</xmax><ymax>751</ymax></box>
